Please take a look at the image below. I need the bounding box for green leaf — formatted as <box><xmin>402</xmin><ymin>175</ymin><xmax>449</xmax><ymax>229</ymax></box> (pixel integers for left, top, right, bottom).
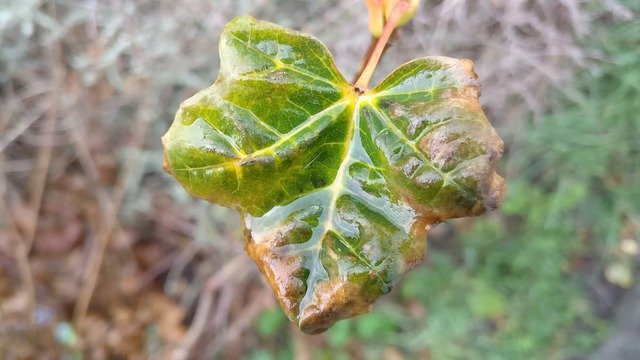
<box><xmin>162</xmin><ymin>16</ymin><xmax>505</xmax><ymax>334</ymax></box>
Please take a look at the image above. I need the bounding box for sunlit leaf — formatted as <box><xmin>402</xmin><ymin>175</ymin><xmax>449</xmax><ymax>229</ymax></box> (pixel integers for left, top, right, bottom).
<box><xmin>162</xmin><ymin>16</ymin><xmax>505</xmax><ymax>334</ymax></box>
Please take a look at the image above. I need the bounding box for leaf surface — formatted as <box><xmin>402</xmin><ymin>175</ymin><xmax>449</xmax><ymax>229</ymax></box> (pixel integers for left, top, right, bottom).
<box><xmin>162</xmin><ymin>16</ymin><xmax>505</xmax><ymax>333</ymax></box>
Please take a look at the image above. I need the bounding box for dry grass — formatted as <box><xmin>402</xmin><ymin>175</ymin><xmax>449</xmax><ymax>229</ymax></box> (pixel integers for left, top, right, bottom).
<box><xmin>0</xmin><ymin>0</ymin><xmax>633</xmax><ymax>358</ymax></box>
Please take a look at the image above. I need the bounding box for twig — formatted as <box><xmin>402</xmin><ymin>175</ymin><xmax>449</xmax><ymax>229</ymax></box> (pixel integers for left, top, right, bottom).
<box><xmin>164</xmin><ymin>242</ymin><xmax>199</xmax><ymax>296</ymax></box>
<box><xmin>207</xmin><ymin>287</ymin><xmax>271</xmax><ymax>356</ymax></box>
<box><xmin>131</xmin><ymin>249</ymin><xmax>182</xmax><ymax>293</ymax></box>
<box><xmin>188</xmin><ymin>258</ymin><xmax>248</xmax><ymax>342</ymax></box>
<box><xmin>23</xmin><ymin>1</ymin><xmax>65</xmax><ymax>252</ymax></box>
<box><xmin>352</xmin><ymin>36</ymin><xmax>379</xmax><ymax>84</ymax></box>
<box><xmin>354</xmin><ymin>0</ymin><xmax>411</xmax><ymax>90</ymax></box>
<box><xmin>68</xmin><ymin>110</ymin><xmax>112</xmax><ymax>208</ymax></box>
<box><xmin>213</xmin><ymin>284</ymin><xmax>235</xmax><ymax>331</ymax></box>
<box><xmin>0</xmin><ymin>100</ymin><xmax>52</xmax><ymax>153</ymax></box>
<box><xmin>12</xmin><ymin>239</ymin><xmax>36</xmax><ymax>320</ymax></box>
<box><xmin>173</xmin><ymin>256</ymin><xmax>250</xmax><ymax>360</ymax></box>
<box><xmin>72</xmin><ymin>91</ymin><xmax>152</xmax><ymax>329</ymax></box>
<box><xmin>0</xmin><ymin>154</ymin><xmax>36</xmax><ymax>321</ymax></box>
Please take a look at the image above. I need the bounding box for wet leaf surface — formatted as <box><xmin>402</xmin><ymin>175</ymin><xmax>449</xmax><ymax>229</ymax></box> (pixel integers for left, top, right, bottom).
<box><xmin>162</xmin><ymin>16</ymin><xmax>505</xmax><ymax>333</ymax></box>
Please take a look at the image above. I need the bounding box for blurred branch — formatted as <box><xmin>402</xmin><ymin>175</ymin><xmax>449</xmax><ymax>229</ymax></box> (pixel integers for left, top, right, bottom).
<box><xmin>207</xmin><ymin>287</ymin><xmax>271</xmax><ymax>356</ymax></box>
<box><xmin>73</xmin><ymin>88</ymin><xmax>152</xmax><ymax>329</ymax></box>
<box><xmin>0</xmin><ymin>100</ymin><xmax>52</xmax><ymax>153</ymax></box>
<box><xmin>23</xmin><ymin>1</ymin><xmax>65</xmax><ymax>253</ymax></box>
<box><xmin>0</xmin><ymin>154</ymin><xmax>36</xmax><ymax>322</ymax></box>
<box><xmin>173</xmin><ymin>255</ymin><xmax>251</xmax><ymax>359</ymax></box>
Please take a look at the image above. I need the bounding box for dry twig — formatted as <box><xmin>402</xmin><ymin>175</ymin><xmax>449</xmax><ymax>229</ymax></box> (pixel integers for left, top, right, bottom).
<box><xmin>0</xmin><ymin>155</ymin><xmax>36</xmax><ymax>321</ymax></box>
<box><xmin>172</xmin><ymin>255</ymin><xmax>251</xmax><ymax>359</ymax></box>
<box><xmin>72</xmin><ymin>92</ymin><xmax>152</xmax><ymax>329</ymax></box>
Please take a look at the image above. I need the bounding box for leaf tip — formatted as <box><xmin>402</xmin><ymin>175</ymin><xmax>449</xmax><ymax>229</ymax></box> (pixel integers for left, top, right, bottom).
<box><xmin>296</xmin><ymin>279</ymin><xmax>375</xmax><ymax>334</ymax></box>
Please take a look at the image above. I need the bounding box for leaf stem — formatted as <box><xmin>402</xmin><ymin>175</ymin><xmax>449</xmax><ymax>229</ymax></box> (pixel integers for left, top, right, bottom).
<box><xmin>352</xmin><ymin>35</ymin><xmax>379</xmax><ymax>84</ymax></box>
<box><xmin>354</xmin><ymin>0</ymin><xmax>410</xmax><ymax>91</ymax></box>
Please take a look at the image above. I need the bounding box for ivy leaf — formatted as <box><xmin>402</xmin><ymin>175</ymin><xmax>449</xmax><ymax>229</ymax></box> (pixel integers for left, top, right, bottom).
<box><xmin>162</xmin><ymin>16</ymin><xmax>505</xmax><ymax>334</ymax></box>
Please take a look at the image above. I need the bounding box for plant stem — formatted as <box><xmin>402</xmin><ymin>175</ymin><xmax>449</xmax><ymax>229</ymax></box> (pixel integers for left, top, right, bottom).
<box><xmin>352</xmin><ymin>36</ymin><xmax>378</xmax><ymax>84</ymax></box>
<box><xmin>354</xmin><ymin>0</ymin><xmax>410</xmax><ymax>91</ymax></box>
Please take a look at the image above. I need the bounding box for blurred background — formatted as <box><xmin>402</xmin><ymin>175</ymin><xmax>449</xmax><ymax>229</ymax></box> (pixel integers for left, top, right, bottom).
<box><xmin>1</xmin><ymin>0</ymin><xmax>639</xmax><ymax>358</ymax></box>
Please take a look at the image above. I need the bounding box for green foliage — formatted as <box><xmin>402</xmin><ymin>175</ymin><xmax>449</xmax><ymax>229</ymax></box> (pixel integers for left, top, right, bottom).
<box><xmin>326</xmin><ymin>319</ymin><xmax>351</xmax><ymax>347</ymax></box>
<box><xmin>248</xmin><ymin>350</ymin><xmax>275</xmax><ymax>360</ymax></box>
<box><xmin>257</xmin><ymin>307</ymin><xmax>287</xmax><ymax>336</ymax></box>
<box><xmin>247</xmin><ymin>348</ymin><xmax>293</xmax><ymax>360</ymax></box>
<box><xmin>354</xmin><ymin>312</ymin><xmax>398</xmax><ymax>341</ymax></box>
<box><xmin>405</xmin><ymin>181</ymin><xmax>598</xmax><ymax>358</ymax></box>
<box><xmin>163</xmin><ymin>16</ymin><xmax>505</xmax><ymax>333</ymax></box>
